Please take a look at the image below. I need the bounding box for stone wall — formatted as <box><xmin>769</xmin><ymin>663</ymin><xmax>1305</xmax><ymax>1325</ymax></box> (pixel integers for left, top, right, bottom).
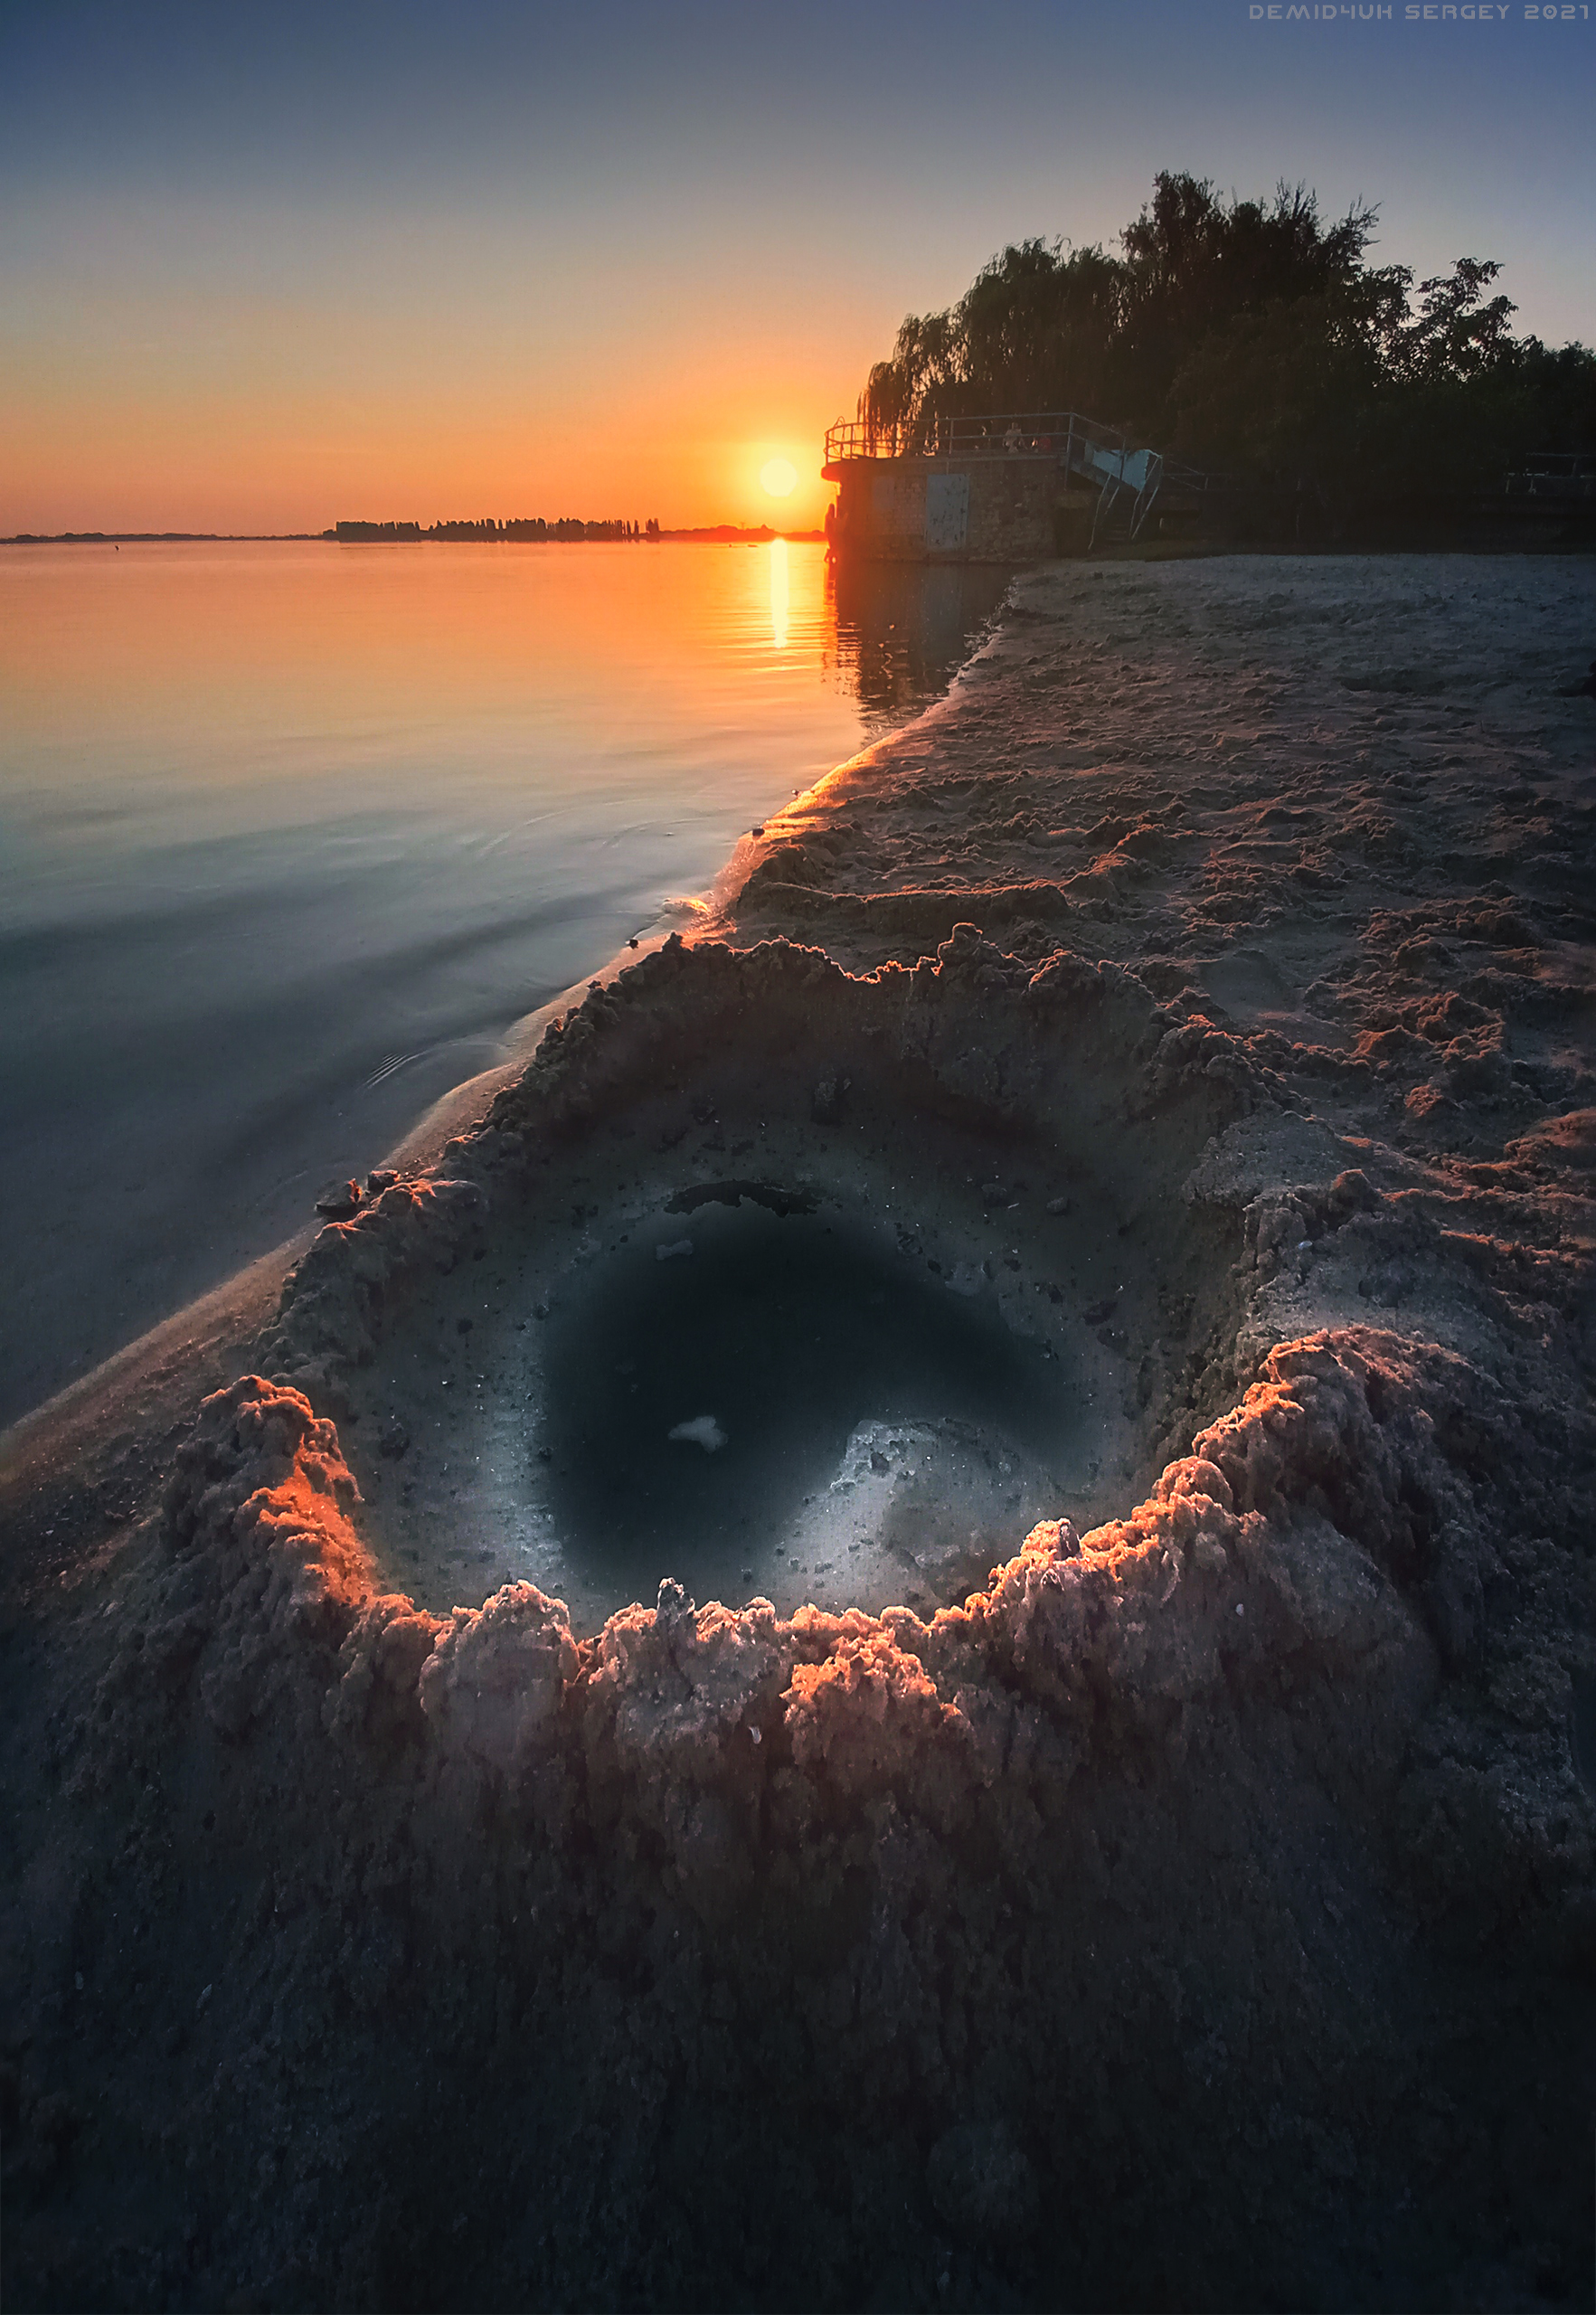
<box><xmin>831</xmin><ymin>454</ymin><xmax>1063</xmax><ymax>563</ymax></box>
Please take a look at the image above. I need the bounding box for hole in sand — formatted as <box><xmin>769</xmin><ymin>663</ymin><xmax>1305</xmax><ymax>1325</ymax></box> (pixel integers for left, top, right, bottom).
<box><xmin>335</xmin><ymin>943</ymin><xmax>1242</xmax><ymax>1630</ymax></box>
<box><xmin>339</xmin><ymin>1091</ymin><xmax>1211</xmax><ymax>1636</ymax></box>
<box><xmin>540</xmin><ymin>1195</ymin><xmax>1081</xmax><ymax>1618</ymax></box>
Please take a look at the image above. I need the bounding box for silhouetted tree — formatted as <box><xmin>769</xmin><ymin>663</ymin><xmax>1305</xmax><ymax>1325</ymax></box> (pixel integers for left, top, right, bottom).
<box><xmin>855</xmin><ymin>172</ymin><xmax>1596</xmax><ymax>514</ymax></box>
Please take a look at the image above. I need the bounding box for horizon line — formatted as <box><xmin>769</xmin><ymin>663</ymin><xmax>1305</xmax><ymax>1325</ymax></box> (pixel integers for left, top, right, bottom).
<box><xmin>3</xmin><ymin>523</ymin><xmax>829</xmax><ymax>546</ymax></box>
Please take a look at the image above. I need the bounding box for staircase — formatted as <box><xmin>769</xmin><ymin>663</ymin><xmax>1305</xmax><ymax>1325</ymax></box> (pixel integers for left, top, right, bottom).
<box><xmin>1057</xmin><ymin>435</ymin><xmax>1162</xmax><ymax>543</ymax></box>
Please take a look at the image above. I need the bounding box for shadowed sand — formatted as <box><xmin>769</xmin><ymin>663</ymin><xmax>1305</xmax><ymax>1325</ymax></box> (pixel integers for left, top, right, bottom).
<box><xmin>3</xmin><ymin>553</ymin><xmax>1593</xmax><ymax>2314</ymax></box>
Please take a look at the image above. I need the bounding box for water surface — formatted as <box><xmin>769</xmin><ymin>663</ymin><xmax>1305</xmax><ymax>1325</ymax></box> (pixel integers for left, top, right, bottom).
<box><xmin>543</xmin><ymin>1196</ymin><xmax>1073</xmax><ymax>1614</ymax></box>
<box><xmin>0</xmin><ymin>539</ymin><xmax>1010</xmax><ymax>1424</ymax></box>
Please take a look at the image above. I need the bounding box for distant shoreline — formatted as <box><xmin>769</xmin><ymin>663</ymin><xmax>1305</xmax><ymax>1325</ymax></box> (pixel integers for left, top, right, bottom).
<box><xmin>2</xmin><ymin>531</ymin><xmax>322</xmax><ymax>544</ymax></box>
<box><xmin>3</xmin><ymin>526</ymin><xmax>826</xmax><ymax>546</ymax></box>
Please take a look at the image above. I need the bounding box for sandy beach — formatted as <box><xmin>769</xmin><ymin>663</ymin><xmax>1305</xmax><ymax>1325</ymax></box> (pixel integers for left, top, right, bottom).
<box><xmin>4</xmin><ymin>551</ymin><xmax>1593</xmax><ymax>2311</ymax></box>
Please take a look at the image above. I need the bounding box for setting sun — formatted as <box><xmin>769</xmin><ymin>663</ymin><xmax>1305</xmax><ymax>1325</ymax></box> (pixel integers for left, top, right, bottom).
<box><xmin>760</xmin><ymin>457</ymin><xmax>798</xmax><ymax>498</ymax></box>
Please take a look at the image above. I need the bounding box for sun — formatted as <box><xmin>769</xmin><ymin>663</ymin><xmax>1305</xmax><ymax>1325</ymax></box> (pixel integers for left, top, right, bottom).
<box><xmin>760</xmin><ymin>457</ymin><xmax>798</xmax><ymax>498</ymax></box>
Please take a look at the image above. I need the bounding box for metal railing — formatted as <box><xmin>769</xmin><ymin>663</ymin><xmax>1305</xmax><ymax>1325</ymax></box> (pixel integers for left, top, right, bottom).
<box><xmin>826</xmin><ymin>410</ymin><xmax>1138</xmax><ymax>469</ymax></box>
<box><xmin>1504</xmin><ymin>453</ymin><xmax>1595</xmax><ymax>502</ymax></box>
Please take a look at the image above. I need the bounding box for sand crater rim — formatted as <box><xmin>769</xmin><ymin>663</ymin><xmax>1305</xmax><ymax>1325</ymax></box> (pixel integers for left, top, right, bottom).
<box><xmin>275</xmin><ymin>937</ymin><xmax>1244</xmax><ymax>1630</ymax></box>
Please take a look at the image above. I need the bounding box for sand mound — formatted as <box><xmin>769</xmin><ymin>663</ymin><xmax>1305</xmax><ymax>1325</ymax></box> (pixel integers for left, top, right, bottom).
<box><xmin>254</xmin><ymin>930</ymin><xmax>1249</xmax><ymax>1624</ymax></box>
<box><xmin>13</xmin><ymin>1308</ymin><xmax>1587</xmax><ymax>2308</ymax></box>
<box><xmin>8</xmin><ymin>931</ymin><xmax>1592</xmax><ymax>2312</ymax></box>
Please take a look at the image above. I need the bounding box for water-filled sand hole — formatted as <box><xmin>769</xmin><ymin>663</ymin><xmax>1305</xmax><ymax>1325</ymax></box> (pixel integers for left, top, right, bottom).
<box><xmin>545</xmin><ymin>1193</ymin><xmax>1078</xmax><ymax>1604</ymax></box>
<box><xmin>326</xmin><ymin>939</ymin><xmax>1242</xmax><ymax>1629</ymax></box>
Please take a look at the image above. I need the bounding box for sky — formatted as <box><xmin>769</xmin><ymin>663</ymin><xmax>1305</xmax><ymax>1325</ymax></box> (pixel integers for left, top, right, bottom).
<box><xmin>2</xmin><ymin>0</ymin><xmax>1591</xmax><ymax>534</ymax></box>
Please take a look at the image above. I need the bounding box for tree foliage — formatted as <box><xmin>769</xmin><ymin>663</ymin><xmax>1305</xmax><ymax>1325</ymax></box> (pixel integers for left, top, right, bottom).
<box><xmin>856</xmin><ymin>173</ymin><xmax>1595</xmax><ymax>508</ymax></box>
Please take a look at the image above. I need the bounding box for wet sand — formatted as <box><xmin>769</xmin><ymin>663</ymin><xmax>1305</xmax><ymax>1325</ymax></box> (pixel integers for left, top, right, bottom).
<box><xmin>3</xmin><ymin>553</ymin><xmax>1593</xmax><ymax>2313</ymax></box>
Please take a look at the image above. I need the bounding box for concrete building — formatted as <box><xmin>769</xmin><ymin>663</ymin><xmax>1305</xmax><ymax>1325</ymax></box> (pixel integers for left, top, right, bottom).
<box><xmin>823</xmin><ymin>411</ymin><xmax>1205</xmax><ymax>563</ymax></box>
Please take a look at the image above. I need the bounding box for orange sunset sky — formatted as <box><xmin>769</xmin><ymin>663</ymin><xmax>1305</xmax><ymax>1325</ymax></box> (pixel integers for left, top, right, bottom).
<box><xmin>3</xmin><ymin>2</ymin><xmax>1591</xmax><ymax>537</ymax></box>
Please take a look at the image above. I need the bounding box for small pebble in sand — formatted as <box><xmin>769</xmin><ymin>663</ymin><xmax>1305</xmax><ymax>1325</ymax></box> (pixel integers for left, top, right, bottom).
<box><xmin>668</xmin><ymin>1414</ymin><xmax>727</xmax><ymax>1452</ymax></box>
<box><xmin>366</xmin><ymin>1167</ymin><xmax>399</xmax><ymax>1194</ymax></box>
<box><xmin>315</xmin><ymin>1180</ymin><xmax>363</xmax><ymax>1220</ymax></box>
<box><xmin>1046</xmin><ymin>1196</ymin><xmax>1071</xmax><ymax>1216</ymax></box>
<box><xmin>378</xmin><ymin>1418</ymin><xmax>410</xmax><ymax>1460</ymax></box>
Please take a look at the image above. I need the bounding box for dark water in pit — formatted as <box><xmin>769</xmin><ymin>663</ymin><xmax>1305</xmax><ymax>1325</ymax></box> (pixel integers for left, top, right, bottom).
<box><xmin>542</xmin><ymin>1198</ymin><xmax>1071</xmax><ymax>1599</ymax></box>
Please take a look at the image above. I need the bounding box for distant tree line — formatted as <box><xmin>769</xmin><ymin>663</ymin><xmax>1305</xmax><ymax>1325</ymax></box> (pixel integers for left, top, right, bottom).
<box><xmin>334</xmin><ymin>517</ymin><xmax>659</xmax><ymax>542</ymax></box>
<box><xmin>5</xmin><ymin>531</ymin><xmax>226</xmax><ymax>544</ymax></box>
<box><xmin>857</xmin><ymin>173</ymin><xmax>1596</xmax><ymax>518</ymax></box>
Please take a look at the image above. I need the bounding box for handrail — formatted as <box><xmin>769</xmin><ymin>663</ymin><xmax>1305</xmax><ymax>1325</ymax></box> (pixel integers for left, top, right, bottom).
<box><xmin>826</xmin><ymin>411</ymin><xmax>1138</xmax><ymax>466</ymax></box>
<box><xmin>824</xmin><ymin>410</ymin><xmax>1224</xmax><ymax>497</ymax></box>
<box><xmin>1504</xmin><ymin>452</ymin><xmax>1595</xmax><ymax>500</ymax></box>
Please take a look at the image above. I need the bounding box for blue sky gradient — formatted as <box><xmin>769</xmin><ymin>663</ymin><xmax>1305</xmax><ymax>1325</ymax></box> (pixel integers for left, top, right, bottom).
<box><xmin>3</xmin><ymin>0</ymin><xmax>1590</xmax><ymax>528</ymax></box>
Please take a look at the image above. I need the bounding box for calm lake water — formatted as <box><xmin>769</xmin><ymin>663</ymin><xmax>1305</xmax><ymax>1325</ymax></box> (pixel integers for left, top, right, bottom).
<box><xmin>0</xmin><ymin>539</ymin><xmax>1011</xmax><ymax>1427</ymax></box>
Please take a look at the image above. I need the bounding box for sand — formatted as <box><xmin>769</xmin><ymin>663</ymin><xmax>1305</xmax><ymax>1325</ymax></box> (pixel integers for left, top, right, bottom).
<box><xmin>3</xmin><ymin>552</ymin><xmax>1593</xmax><ymax>2312</ymax></box>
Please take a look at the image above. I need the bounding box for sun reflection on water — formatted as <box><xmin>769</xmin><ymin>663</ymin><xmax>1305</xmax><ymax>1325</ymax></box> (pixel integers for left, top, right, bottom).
<box><xmin>769</xmin><ymin>534</ymin><xmax>789</xmax><ymax>649</ymax></box>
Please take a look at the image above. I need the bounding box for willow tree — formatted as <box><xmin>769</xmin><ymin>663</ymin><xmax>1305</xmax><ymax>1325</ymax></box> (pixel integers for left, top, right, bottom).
<box><xmin>858</xmin><ymin>175</ymin><xmax>1378</xmax><ymax>440</ymax></box>
<box><xmin>854</xmin><ymin>171</ymin><xmax>1595</xmax><ymax>510</ymax></box>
